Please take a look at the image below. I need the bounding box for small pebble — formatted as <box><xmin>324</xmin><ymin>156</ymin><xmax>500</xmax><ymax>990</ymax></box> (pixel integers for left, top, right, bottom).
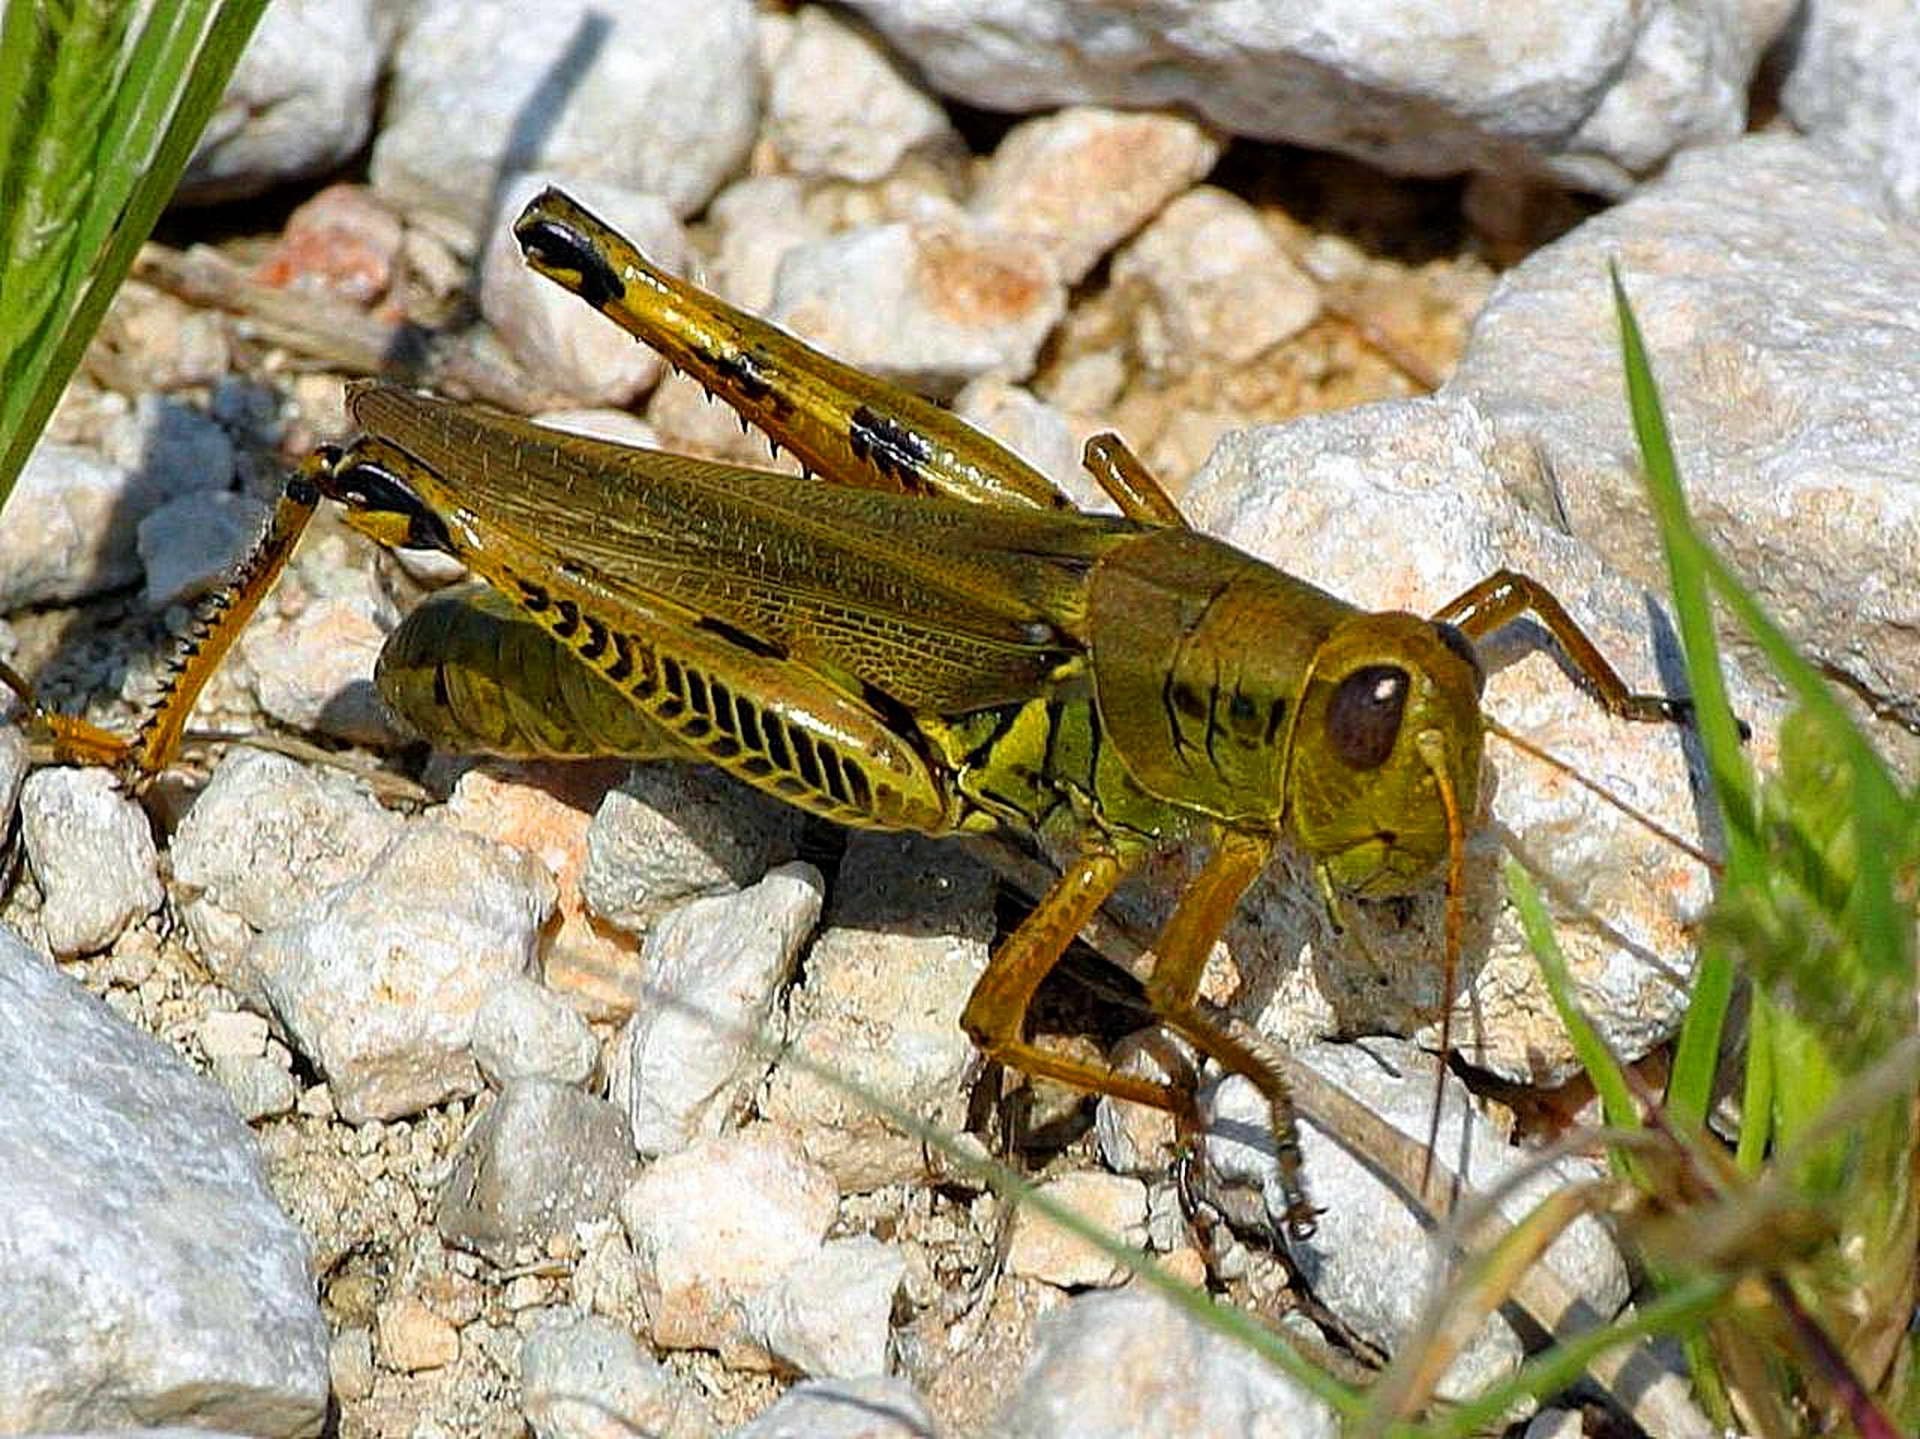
<box><xmin>375</xmin><ymin>1295</ymin><xmax>460</xmax><ymax>1374</ymax></box>
<box><xmin>330</xmin><ymin>1326</ymin><xmax>376</xmax><ymax>1402</ymax></box>
<box><xmin>1004</xmin><ymin>1172</ymin><xmax>1149</xmax><ymax>1290</ymax></box>
<box><xmin>765</xmin><ymin>5</ymin><xmax>955</xmax><ymax>182</ymax></box>
<box><xmin>997</xmin><ymin>1288</ymin><xmax>1336</xmax><ymax>1437</ymax></box>
<box><xmin>438</xmin><ymin>1079</ymin><xmax>636</xmax><ymax>1265</ymax></box>
<box><xmin>251</xmin><ymin>819</ymin><xmax>555</xmax><ymax>1123</ymax></box>
<box><xmin>618</xmin><ymin>1126</ymin><xmax>837</xmax><ymax>1363</ymax></box>
<box><xmin>622</xmin><ymin>861</ymin><xmax>823</xmax><ymax>1157</ymax></box>
<box><xmin>769</xmin><ymin>218</ymin><xmax>1065</xmax><ymax>397</ymax></box>
<box><xmin>471</xmin><ymin>976</ymin><xmax>598</xmax><ymax>1089</ymax></box>
<box><xmin>729</xmin><ymin>1376</ymin><xmax>933</xmax><ymax>1439</ymax></box>
<box><xmin>745</xmin><ymin>1235</ymin><xmax>908</xmax><ymax>1379</ymax></box>
<box><xmin>213</xmin><ymin>1053</ymin><xmax>299</xmax><ymax>1122</ymax></box>
<box><xmin>19</xmin><ymin>768</ymin><xmax>164</xmax><ymax>958</ymax></box>
<box><xmin>972</xmin><ymin>106</ymin><xmax>1222</xmax><ymax>284</ymax></box>
<box><xmin>198</xmin><ymin>1009</ymin><xmax>270</xmax><ymax>1060</ymax></box>
<box><xmin>520</xmin><ymin>1312</ymin><xmax>715</xmax><ymax>1439</ymax></box>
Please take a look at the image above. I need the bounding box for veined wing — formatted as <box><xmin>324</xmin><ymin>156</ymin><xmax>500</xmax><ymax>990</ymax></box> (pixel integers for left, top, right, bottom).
<box><xmin>349</xmin><ymin>383</ymin><xmax>1140</xmax><ymax>714</ymax></box>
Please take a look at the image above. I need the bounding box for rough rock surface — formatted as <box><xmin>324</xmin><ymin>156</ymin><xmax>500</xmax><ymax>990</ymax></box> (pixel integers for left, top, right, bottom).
<box><xmin>0</xmin><ymin>930</ymin><xmax>328</xmax><ymax>1434</ymax></box>
<box><xmin>843</xmin><ymin>0</ymin><xmax>1789</xmax><ymax>193</ymax></box>
<box><xmin>371</xmin><ymin>0</ymin><xmax>759</xmax><ymax>242</ymax></box>
<box><xmin>1448</xmin><ymin>134</ymin><xmax>1920</xmax><ymax>737</ymax></box>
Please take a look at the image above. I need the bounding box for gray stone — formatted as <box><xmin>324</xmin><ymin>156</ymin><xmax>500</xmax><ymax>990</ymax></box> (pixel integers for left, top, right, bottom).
<box><xmin>973</xmin><ymin>106</ymin><xmax>1222</xmax><ymax>286</ymax></box>
<box><xmin>212</xmin><ymin>1053</ymin><xmax>300</xmax><ymax>1123</ymax></box>
<box><xmin>521</xmin><ymin>1312</ymin><xmax>714</xmax><ymax>1439</ymax></box>
<box><xmin>1523</xmin><ymin>1410</ymin><xmax>1584</xmax><ymax>1439</ymax></box>
<box><xmin>481</xmin><ymin>172</ymin><xmax>688</xmax><ymax>406</ymax></box>
<box><xmin>0</xmin><ymin>725</ymin><xmax>27</xmax><ymax>836</ymax></box>
<box><xmin>708</xmin><ymin>175</ymin><xmax>828</xmax><ymax>312</ymax></box>
<box><xmin>769</xmin><ymin>218</ymin><xmax>1066</xmax><ymax>398</ymax></box>
<box><xmin>623</xmin><ymin>862</ymin><xmax>823</xmax><ymax>1156</ymax></box>
<box><xmin>1111</xmin><ymin>187</ymin><xmax>1320</xmax><ymax>373</ymax></box>
<box><xmin>472</xmin><ymin>976</ymin><xmax>598</xmax><ymax>1089</ymax></box>
<box><xmin>765</xmin><ymin>6</ymin><xmax>955</xmax><ymax>182</ymax></box>
<box><xmin>1004</xmin><ymin>1172</ymin><xmax>1149</xmax><ymax>1290</ymax></box>
<box><xmin>761</xmin><ymin>833</ymin><xmax>994</xmax><ymax>1190</ymax></box>
<box><xmin>1181</xmin><ymin>396</ymin><xmax>1776</xmax><ymax>1083</ymax></box>
<box><xmin>744</xmin><ymin>1235</ymin><xmax>907</xmax><ymax>1380</ymax></box>
<box><xmin>180</xmin><ymin>0</ymin><xmax>387</xmax><ymax>202</ymax></box>
<box><xmin>138</xmin><ymin>490</ymin><xmax>271</xmax><ymax>610</ymax></box>
<box><xmin>19</xmin><ymin>768</ymin><xmax>163</xmax><ymax>957</ymax></box>
<box><xmin>844</xmin><ymin>0</ymin><xmax>1789</xmax><ymax>194</ymax></box>
<box><xmin>97</xmin><ymin>395</ymin><xmax>236</xmax><ymax>499</ymax></box>
<box><xmin>252</xmin><ymin>819</ymin><xmax>555</xmax><ymax>1122</ymax></box>
<box><xmin>1780</xmin><ymin>0</ymin><xmax>1920</xmax><ymax>219</ymax></box>
<box><xmin>329</xmin><ymin>1326</ymin><xmax>375</xmax><ymax>1403</ymax></box>
<box><xmin>235</xmin><ymin>530</ymin><xmax>401</xmax><ymax>748</ymax></box>
<box><xmin>619</xmin><ymin>1126</ymin><xmax>837</xmax><ymax>1362</ymax></box>
<box><xmin>951</xmin><ymin>379</ymin><xmax>1094</xmax><ymax>510</ymax></box>
<box><xmin>0</xmin><ymin>399</ymin><xmax>231</xmax><ymax>608</ymax></box>
<box><xmin>997</xmin><ymin>1288</ymin><xmax>1336</xmax><ymax>1437</ymax></box>
<box><xmin>1447</xmin><ymin>133</ymin><xmax>1920</xmax><ymax>736</ymax></box>
<box><xmin>439</xmin><ymin>1080</ymin><xmax>637</xmax><ymax>1265</ymax></box>
<box><xmin>0</xmin><ymin>930</ymin><xmax>328</xmax><ymax>1434</ymax></box>
<box><xmin>370</xmin><ymin>0</ymin><xmax>759</xmax><ymax>244</ymax></box>
<box><xmin>1208</xmin><ymin>1039</ymin><xmax>1628</xmax><ymax>1399</ymax></box>
<box><xmin>582</xmin><ymin>763</ymin><xmax>804</xmax><ymax>935</ymax></box>
<box><xmin>726</xmin><ymin>1376</ymin><xmax>933</xmax><ymax>1439</ymax></box>
<box><xmin>171</xmin><ymin>748</ymin><xmax>403</xmax><ymax>997</ymax></box>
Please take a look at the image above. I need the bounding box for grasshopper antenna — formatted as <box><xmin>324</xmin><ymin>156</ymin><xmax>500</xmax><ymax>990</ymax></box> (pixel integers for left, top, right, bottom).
<box><xmin>1481</xmin><ymin>716</ymin><xmax>1721</xmax><ymax>874</ymax></box>
<box><xmin>1415</xmin><ymin>732</ymin><xmax>1470</xmax><ymax>1213</ymax></box>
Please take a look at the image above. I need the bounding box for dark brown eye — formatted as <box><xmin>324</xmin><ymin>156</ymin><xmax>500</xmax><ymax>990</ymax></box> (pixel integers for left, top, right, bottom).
<box><xmin>1326</xmin><ymin>665</ymin><xmax>1408</xmax><ymax>770</ymax></box>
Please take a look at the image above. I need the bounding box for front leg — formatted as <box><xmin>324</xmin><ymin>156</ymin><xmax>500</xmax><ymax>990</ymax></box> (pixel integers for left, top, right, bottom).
<box><xmin>1431</xmin><ymin>568</ymin><xmax>1694</xmax><ymax>726</ymax></box>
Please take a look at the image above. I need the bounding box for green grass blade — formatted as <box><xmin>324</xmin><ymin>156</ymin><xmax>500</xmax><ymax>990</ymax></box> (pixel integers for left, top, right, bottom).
<box><xmin>1506</xmin><ymin>857</ymin><xmax>1641</xmax><ymax>1135</ymax></box>
<box><xmin>1610</xmin><ymin>267</ymin><xmax>1750</xmax><ymax>1132</ymax></box>
<box><xmin>0</xmin><ymin>0</ymin><xmax>268</xmax><ymax>513</ymax></box>
<box><xmin>0</xmin><ymin>0</ymin><xmax>127</xmax><ymax>417</ymax></box>
<box><xmin>0</xmin><ymin>4</ymin><xmax>56</xmax><ymax>358</ymax></box>
<box><xmin>1425</xmin><ymin>1274</ymin><xmax>1730</xmax><ymax>1439</ymax></box>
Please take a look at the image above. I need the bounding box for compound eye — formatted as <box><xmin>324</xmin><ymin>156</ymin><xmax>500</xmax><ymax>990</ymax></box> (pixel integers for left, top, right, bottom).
<box><xmin>1326</xmin><ymin>665</ymin><xmax>1409</xmax><ymax>770</ymax></box>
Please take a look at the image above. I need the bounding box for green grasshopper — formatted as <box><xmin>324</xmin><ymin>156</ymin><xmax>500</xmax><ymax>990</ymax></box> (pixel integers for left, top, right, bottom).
<box><xmin>23</xmin><ymin>189</ymin><xmax>1694</xmax><ymax>1238</ymax></box>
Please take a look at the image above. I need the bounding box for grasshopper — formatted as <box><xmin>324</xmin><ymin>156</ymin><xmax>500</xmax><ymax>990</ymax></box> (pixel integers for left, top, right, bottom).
<box><xmin>20</xmin><ymin>189</ymin><xmax>1695</xmax><ymax>1239</ymax></box>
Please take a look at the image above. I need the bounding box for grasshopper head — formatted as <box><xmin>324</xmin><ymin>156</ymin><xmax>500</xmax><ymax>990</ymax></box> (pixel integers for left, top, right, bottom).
<box><xmin>1285</xmin><ymin>612</ymin><xmax>1486</xmax><ymax>899</ymax></box>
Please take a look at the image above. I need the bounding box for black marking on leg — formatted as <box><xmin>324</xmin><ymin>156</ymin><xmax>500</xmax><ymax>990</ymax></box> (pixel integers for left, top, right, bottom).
<box><xmin>789</xmin><ymin>729</ymin><xmax>823</xmax><ymax>791</ymax></box>
<box><xmin>514</xmin><ymin>213</ymin><xmax>625</xmax><ymax>311</ymax></box>
<box><xmin>607</xmin><ymin>632</ymin><xmax>634</xmax><ymax>685</ymax></box>
<box><xmin>710</xmin><ymin>347</ymin><xmax>774</xmax><ymax>404</ymax></box>
<box><xmin>844</xmin><ymin>760</ymin><xmax>872</xmax><ymax>813</ymax></box>
<box><xmin>817</xmin><ymin>744</ymin><xmax>849</xmax><ymax>806</ymax></box>
<box><xmin>763</xmin><ymin>715</ymin><xmax>792</xmax><ymax>772</ymax></box>
<box><xmin>848</xmin><ymin>404</ymin><xmax>934</xmax><ymax>491</ymax></box>
<box><xmin>710</xmin><ymin>679</ymin><xmax>738</xmax><ymax>736</ymax></box>
<box><xmin>734</xmin><ymin>694</ymin><xmax>763</xmax><ymax>752</ymax></box>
